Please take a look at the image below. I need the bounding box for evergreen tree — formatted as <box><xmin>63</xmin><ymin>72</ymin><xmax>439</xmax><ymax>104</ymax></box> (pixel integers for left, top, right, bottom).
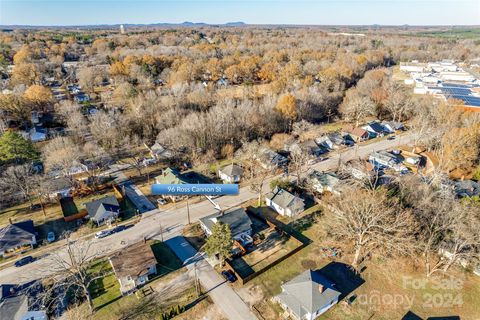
<box><xmin>0</xmin><ymin>131</ymin><xmax>39</xmax><ymax>164</ymax></box>
<box><xmin>203</xmin><ymin>221</ymin><xmax>233</xmax><ymax>264</ymax></box>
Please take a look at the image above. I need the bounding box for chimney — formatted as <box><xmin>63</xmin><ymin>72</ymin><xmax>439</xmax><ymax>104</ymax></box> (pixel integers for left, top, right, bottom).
<box><xmin>8</xmin><ymin>218</ymin><xmax>12</xmax><ymax>225</ymax></box>
<box><xmin>318</xmin><ymin>284</ymin><xmax>324</xmax><ymax>293</ymax></box>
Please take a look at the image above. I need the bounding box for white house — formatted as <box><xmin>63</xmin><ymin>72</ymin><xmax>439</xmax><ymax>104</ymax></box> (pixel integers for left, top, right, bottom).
<box><xmin>266</xmin><ymin>187</ymin><xmax>305</xmax><ymax>217</ymax></box>
<box><xmin>85</xmin><ymin>196</ymin><xmax>120</xmax><ymax>225</ymax></box>
<box><xmin>218</xmin><ymin>164</ymin><xmax>243</xmax><ymax>183</ymax></box>
<box><xmin>274</xmin><ymin>269</ymin><xmax>341</xmax><ymax>320</ymax></box>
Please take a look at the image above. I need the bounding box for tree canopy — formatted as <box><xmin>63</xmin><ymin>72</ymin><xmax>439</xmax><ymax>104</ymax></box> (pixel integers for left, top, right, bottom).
<box><xmin>0</xmin><ymin>131</ymin><xmax>39</xmax><ymax>164</ymax></box>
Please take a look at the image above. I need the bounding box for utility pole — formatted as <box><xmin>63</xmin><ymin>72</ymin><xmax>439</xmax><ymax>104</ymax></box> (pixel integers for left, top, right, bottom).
<box><xmin>193</xmin><ymin>262</ymin><xmax>200</xmax><ymax>297</ymax></box>
<box><xmin>186</xmin><ymin>196</ymin><xmax>191</xmax><ymax>225</ymax></box>
<box><xmin>159</xmin><ymin>221</ymin><xmax>164</xmax><ymax>242</ymax></box>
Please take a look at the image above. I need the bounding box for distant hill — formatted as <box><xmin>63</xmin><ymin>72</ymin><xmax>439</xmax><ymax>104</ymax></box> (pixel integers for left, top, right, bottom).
<box><xmin>0</xmin><ymin>21</ymin><xmax>248</xmax><ymax>29</ymax></box>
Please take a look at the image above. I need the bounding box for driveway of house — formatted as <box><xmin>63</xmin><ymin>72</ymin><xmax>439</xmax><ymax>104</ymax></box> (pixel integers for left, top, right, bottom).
<box><xmin>165</xmin><ymin>236</ymin><xmax>258</xmax><ymax>320</ymax></box>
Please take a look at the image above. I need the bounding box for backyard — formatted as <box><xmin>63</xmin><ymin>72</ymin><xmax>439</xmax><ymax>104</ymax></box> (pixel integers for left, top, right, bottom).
<box><xmin>242</xmin><ymin>203</ymin><xmax>480</xmax><ymax>320</ymax></box>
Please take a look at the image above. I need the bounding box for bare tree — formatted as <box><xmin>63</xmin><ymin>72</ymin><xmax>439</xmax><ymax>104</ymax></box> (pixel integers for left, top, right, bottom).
<box><xmin>39</xmin><ymin>235</ymin><xmax>112</xmax><ymax>314</ymax></box>
<box><xmin>329</xmin><ymin>187</ymin><xmax>415</xmax><ymax>268</ymax></box>
<box><xmin>0</xmin><ymin>164</ymin><xmax>38</xmax><ymax>207</ymax></box>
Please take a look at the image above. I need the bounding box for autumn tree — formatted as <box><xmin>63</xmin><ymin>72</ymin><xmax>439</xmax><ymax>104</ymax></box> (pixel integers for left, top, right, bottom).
<box><xmin>23</xmin><ymin>85</ymin><xmax>53</xmax><ymax>110</ymax></box>
<box><xmin>11</xmin><ymin>63</ymin><xmax>40</xmax><ymax>85</ymax></box>
<box><xmin>275</xmin><ymin>93</ymin><xmax>297</xmax><ymax>130</ymax></box>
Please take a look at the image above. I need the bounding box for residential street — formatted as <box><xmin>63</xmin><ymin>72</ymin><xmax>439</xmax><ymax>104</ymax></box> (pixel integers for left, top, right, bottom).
<box><xmin>0</xmin><ymin>133</ymin><xmax>414</xmax><ymax>319</ymax></box>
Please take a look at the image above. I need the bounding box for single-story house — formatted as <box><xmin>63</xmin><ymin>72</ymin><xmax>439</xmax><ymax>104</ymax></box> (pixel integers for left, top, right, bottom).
<box><xmin>315</xmin><ymin>136</ymin><xmax>335</xmax><ymax>151</ymax></box>
<box><xmin>154</xmin><ymin>168</ymin><xmax>190</xmax><ymax>202</ymax></box>
<box><xmin>146</xmin><ymin>142</ymin><xmax>174</xmax><ymax>160</ymax></box>
<box><xmin>29</xmin><ymin>127</ymin><xmax>47</xmax><ymax>143</ymax></box>
<box><xmin>73</xmin><ymin>93</ymin><xmax>90</xmax><ymax>103</ymax></box>
<box><xmin>382</xmin><ymin>121</ymin><xmax>404</xmax><ymax>133</ymax></box>
<box><xmin>453</xmin><ymin>180</ymin><xmax>480</xmax><ymax>198</ymax></box>
<box><xmin>343</xmin><ymin>126</ymin><xmax>369</xmax><ymax>142</ymax></box>
<box><xmin>218</xmin><ymin>164</ymin><xmax>243</xmax><ymax>183</ymax></box>
<box><xmin>289</xmin><ymin>140</ymin><xmax>326</xmax><ymax>159</ymax></box>
<box><xmin>0</xmin><ymin>294</ymin><xmax>29</xmax><ymax>320</ymax></box>
<box><xmin>0</xmin><ymin>281</ymin><xmax>47</xmax><ymax>320</ymax></box>
<box><xmin>274</xmin><ymin>269</ymin><xmax>341</xmax><ymax>320</ymax></box>
<box><xmin>48</xmin><ymin>177</ymin><xmax>73</xmax><ymax>199</ymax></box>
<box><xmin>266</xmin><ymin>187</ymin><xmax>305</xmax><ymax>217</ymax></box>
<box><xmin>199</xmin><ymin>207</ymin><xmax>253</xmax><ymax>245</ymax></box>
<box><xmin>155</xmin><ymin>167</ymin><xmax>189</xmax><ymax>185</ymax></box>
<box><xmin>109</xmin><ymin>241</ymin><xmax>157</xmax><ymax>295</ymax></box>
<box><xmin>257</xmin><ymin>149</ymin><xmax>289</xmax><ymax>170</ymax></box>
<box><xmin>308</xmin><ymin>171</ymin><xmax>342</xmax><ymax>195</ymax></box>
<box><xmin>85</xmin><ymin>196</ymin><xmax>120</xmax><ymax>225</ymax></box>
<box><xmin>362</xmin><ymin>122</ymin><xmax>388</xmax><ymax>137</ymax></box>
<box><xmin>369</xmin><ymin>151</ymin><xmax>406</xmax><ymax>172</ymax></box>
<box><xmin>0</xmin><ymin>220</ymin><xmax>36</xmax><ymax>258</ymax></box>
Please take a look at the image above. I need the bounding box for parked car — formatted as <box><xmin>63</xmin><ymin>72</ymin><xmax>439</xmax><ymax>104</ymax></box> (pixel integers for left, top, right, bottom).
<box><xmin>47</xmin><ymin>232</ymin><xmax>55</xmax><ymax>243</ymax></box>
<box><xmin>387</xmin><ymin>135</ymin><xmax>396</xmax><ymax>140</ymax></box>
<box><xmin>112</xmin><ymin>225</ymin><xmax>127</xmax><ymax>233</ymax></box>
<box><xmin>221</xmin><ymin>270</ymin><xmax>237</xmax><ymax>283</ymax></box>
<box><xmin>15</xmin><ymin>256</ymin><xmax>35</xmax><ymax>267</ymax></box>
<box><xmin>157</xmin><ymin>198</ymin><xmax>167</xmax><ymax>206</ymax></box>
<box><xmin>94</xmin><ymin>230</ymin><xmax>112</xmax><ymax>239</ymax></box>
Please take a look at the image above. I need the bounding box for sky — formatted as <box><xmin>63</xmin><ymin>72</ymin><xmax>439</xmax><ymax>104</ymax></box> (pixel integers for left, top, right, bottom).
<box><xmin>0</xmin><ymin>0</ymin><xmax>479</xmax><ymax>26</ymax></box>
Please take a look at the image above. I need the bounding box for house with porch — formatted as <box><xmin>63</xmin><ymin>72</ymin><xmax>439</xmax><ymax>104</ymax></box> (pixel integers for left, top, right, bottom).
<box><xmin>109</xmin><ymin>241</ymin><xmax>157</xmax><ymax>295</ymax></box>
<box><xmin>85</xmin><ymin>196</ymin><xmax>120</xmax><ymax>225</ymax></box>
<box><xmin>0</xmin><ymin>220</ymin><xmax>36</xmax><ymax>258</ymax></box>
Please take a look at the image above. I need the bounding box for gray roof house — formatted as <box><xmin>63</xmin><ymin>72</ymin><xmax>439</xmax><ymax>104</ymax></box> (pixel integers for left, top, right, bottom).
<box><xmin>308</xmin><ymin>171</ymin><xmax>342</xmax><ymax>195</ymax></box>
<box><xmin>147</xmin><ymin>142</ymin><xmax>174</xmax><ymax>160</ymax></box>
<box><xmin>0</xmin><ymin>220</ymin><xmax>36</xmax><ymax>258</ymax></box>
<box><xmin>266</xmin><ymin>187</ymin><xmax>305</xmax><ymax>217</ymax></box>
<box><xmin>85</xmin><ymin>196</ymin><xmax>120</xmax><ymax>225</ymax></box>
<box><xmin>274</xmin><ymin>269</ymin><xmax>341</xmax><ymax>320</ymax></box>
<box><xmin>0</xmin><ymin>294</ymin><xmax>29</xmax><ymax>320</ymax></box>
<box><xmin>453</xmin><ymin>180</ymin><xmax>480</xmax><ymax>198</ymax></box>
<box><xmin>257</xmin><ymin>148</ymin><xmax>289</xmax><ymax>170</ymax></box>
<box><xmin>218</xmin><ymin>164</ymin><xmax>243</xmax><ymax>183</ymax></box>
<box><xmin>199</xmin><ymin>207</ymin><xmax>253</xmax><ymax>243</ymax></box>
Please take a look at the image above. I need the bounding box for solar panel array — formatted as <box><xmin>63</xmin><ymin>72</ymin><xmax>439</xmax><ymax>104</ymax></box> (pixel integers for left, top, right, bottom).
<box><xmin>429</xmin><ymin>83</ymin><xmax>480</xmax><ymax>107</ymax></box>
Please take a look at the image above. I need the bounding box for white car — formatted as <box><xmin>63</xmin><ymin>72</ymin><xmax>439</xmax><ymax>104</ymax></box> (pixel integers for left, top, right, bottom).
<box><xmin>157</xmin><ymin>198</ymin><xmax>167</xmax><ymax>206</ymax></box>
<box><xmin>94</xmin><ymin>230</ymin><xmax>112</xmax><ymax>239</ymax></box>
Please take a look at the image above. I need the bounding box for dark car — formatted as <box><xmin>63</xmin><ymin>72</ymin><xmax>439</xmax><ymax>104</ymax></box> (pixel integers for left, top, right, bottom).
<box><xmin>15</xmin><ymin>256</ymin><xmax>35</xmax><ymax>267</ymax></box>
<box><xmin>221</xmin><ymin>270</ymin><xmax>237</xmax><ymax>283</ymax></box>
<box><xmin>112</xmin><ymin>225</ymin><xmax>127</xmax><ymax>233</ymax></box>
<box><xmin>387</xmin><ymin>135</ymin><xmax>396</xmax><ymax>140</ymax></box>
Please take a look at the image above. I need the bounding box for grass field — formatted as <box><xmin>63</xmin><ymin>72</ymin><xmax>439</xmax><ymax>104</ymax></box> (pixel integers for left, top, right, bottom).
<box><xmin>414</xmin><ymin>28</ymin><xmax>480</xmax><ymax>39</ymax></box>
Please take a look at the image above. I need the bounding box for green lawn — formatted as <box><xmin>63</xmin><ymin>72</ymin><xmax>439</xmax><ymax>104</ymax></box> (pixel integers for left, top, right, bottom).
<box><xmin>88</xmin><ymin>260</ymin><xmax>122</xmax><ymax>310</ymax></box>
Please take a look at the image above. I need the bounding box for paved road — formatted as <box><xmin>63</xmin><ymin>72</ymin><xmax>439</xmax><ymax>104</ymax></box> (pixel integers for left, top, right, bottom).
<box><xmin>165</xmin><ymin>236</ymin><xmax>258</xmax><ymax>320</ymax></box>
<box><xmin>0</xmin><ymin>133</ymin><xmax>413</xmax><ymax>287</ymax></box>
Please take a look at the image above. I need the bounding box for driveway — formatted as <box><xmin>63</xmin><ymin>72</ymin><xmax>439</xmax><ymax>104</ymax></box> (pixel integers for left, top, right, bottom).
<box><xmin>165</xmin><ymin>236</ymin><xmax>258</xmax><ymax>320</ymax></box>
<box><xmin>109</xmin><ymin>165</ymin><xmax>156</xmax><ymax>213</ymax></box>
